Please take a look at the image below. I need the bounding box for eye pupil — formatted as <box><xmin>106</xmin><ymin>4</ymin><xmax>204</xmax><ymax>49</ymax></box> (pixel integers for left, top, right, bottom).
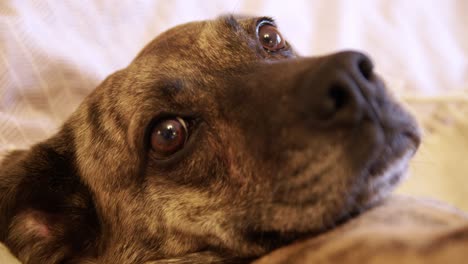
<box><xmin>151</xmin><ymin>118</ymin><xmax>188</xmax><ymax>157</ymax></box>
<box><xmin>264</xmin><ymin>33</ymin><xmax>282</xmax><ymax>48</ymax></box>
<box><xmin>159</xmin><ymin>125</ymin><xmax>177</xmax><ymax>140</ymax></box>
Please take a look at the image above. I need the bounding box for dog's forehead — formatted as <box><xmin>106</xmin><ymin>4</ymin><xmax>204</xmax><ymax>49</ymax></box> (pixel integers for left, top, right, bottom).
<box><xmin>133</xmin><ymin>15</ymin><xmax>263</xmax><ymax>71</ymax></box>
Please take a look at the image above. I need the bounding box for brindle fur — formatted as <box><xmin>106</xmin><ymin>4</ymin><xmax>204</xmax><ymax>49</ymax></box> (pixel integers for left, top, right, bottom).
<box><xmin>0</xmin><ymin>15</ymin><xmax>421</xmax><ymax>263</ymax></box>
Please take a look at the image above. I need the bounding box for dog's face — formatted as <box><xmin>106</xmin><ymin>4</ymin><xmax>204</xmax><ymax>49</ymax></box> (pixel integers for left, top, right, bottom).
<box><xmin>0</xmin><ymin>15</ymin><xmax>420</xmax><ymax>263</ymax></box>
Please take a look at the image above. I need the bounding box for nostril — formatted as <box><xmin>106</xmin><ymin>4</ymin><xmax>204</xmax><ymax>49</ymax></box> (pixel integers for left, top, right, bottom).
<box><xmin>328</xmin><ymin>84</ymin><xmax>349</xmax><ymax>112</ymax></box>
<box><xmin>358</xmin><ymin>56</ymin><xmax>374</xmax><ymax>81</ymax></box>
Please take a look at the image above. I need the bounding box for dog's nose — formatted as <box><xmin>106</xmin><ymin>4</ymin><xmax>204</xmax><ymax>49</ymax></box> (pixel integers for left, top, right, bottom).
<box><xmin>300</xmin><ymin>51</ymin><xmax>376</xmax><ymax>126</ymax></box>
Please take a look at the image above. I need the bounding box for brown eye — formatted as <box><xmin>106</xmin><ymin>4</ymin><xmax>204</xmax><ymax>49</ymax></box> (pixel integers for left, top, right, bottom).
<box><xmin>151</xmin><ymin>117</ymin><xmax>188</xmax><ymax>157</ymax></box>
<box><xmin>257</xmin><ymin>22</ymin><xmax>285</xmax><ymax>52</ymax></box>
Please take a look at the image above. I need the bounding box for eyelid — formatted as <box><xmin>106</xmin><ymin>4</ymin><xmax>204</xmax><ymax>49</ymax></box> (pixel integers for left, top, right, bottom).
<box><xmin>256</xmin><ymin>16</ymin><xmax>276</xmax><ymax>27</ymax></box>
<box><xmin>256</xmin><ymin>18</ymin><xmax>277</xmax><ymax>35</ymax></box>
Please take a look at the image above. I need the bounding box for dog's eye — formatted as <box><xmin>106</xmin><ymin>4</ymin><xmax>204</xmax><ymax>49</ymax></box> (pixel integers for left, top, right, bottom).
<box><xmin>151</xmin><ymin>117</ymin><xmax>188</xmax><ymax>157</ymax></box>
<box><xmin>257</xmin><ymin>22</ymin><xmax>285</xmax><ymax>52</ymax></box>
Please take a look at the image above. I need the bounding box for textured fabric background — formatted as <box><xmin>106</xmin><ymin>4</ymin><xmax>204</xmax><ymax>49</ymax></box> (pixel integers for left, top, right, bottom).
<box><xmin>0</xmin><ymin>0</ymin><xmax>467</xmax><ymax>212</ymax></box>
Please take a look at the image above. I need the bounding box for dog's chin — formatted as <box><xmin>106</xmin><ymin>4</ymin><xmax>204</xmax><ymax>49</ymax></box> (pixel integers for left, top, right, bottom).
<box><xmin>354</xmin><ymin>148</ymin><xmax>416</xmax><ymax>207</ymax></box>
<box><xmin>249</xmin><ymin>146</ymin><xmax>416</xmax><ymax>250</ymax></box>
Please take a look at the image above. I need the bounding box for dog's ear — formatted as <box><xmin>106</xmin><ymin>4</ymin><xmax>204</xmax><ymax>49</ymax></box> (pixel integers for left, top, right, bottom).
<box><xmin>0</xmin><ymin>126</ymin><xmax>99</xmax><ymax>263</ymax></box>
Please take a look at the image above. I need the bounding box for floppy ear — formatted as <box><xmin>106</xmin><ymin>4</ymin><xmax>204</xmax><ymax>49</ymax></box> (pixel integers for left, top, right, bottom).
<box><xmin>0</xmin><ymin>126</ymin><xmax>99</xmax><ymax>263</ymax></box>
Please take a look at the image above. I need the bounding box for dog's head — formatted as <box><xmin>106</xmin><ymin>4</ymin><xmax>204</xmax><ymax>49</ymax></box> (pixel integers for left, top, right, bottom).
<box><xmin>0</xmin><ymin>15</ymin><xmax>420</xmax><ymax>263</ymax></box>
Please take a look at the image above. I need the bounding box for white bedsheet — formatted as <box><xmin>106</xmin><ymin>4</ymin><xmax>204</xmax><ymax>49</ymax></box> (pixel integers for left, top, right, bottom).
<box><xmin>0</xmin><ymin>0</ymin><xmax>467</xmax><ymax>207</ymax></box>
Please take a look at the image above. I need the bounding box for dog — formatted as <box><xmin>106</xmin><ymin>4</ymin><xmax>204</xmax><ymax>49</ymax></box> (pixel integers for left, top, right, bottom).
<box><xmin>0</xmin><ymin>15</ymin><xmax>420</xmax><ymax>263</ymax></box>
